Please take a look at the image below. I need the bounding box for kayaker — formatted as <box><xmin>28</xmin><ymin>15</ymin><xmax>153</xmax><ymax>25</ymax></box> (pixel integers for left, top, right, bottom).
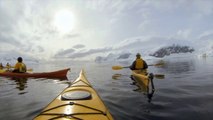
<box><xmin>0</xmin><ymin>63</ymin><xmax>3</xmax><ymax>69</ymax></box>
<box><xmin>130</xmin><ymin>53</ymin><xmax>148</xmax><ymax>85</ymax></box>
<box><xmin>130</xmin><ymin>53</ymin><xmax>148</xmax><ymax>71</ymax></box>
<box><xmin>6</xmin><ymin>63</ymin><xmax>11</xmax><ymax>71</ymax></box>
<box><xmin>13</xmin><ymin>57</ymin><xmax>27</xmax><ymax>73</ymax></box>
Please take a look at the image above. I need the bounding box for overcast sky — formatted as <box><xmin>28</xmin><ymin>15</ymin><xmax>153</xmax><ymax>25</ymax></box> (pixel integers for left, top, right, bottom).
<box><xmin>0</xmin><ymin>0</ymin><xmax>213</xmax><ymax>60</ymax></box>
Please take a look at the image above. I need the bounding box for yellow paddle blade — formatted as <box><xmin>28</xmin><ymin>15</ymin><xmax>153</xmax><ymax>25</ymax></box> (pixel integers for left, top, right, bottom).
<box><xmin>112</xmin><ymin>66</ymin><xmax>130</xmax><ymax>70</ymax></box>
<box><xmin>148</xmin><ymin>62</ymin><xmax>164</xmax><ymax>67</ymax></box>
<box><xmin>111</xmin><ymin>73</ymin><xmax>165</xmax><ymax>80</ymax></box>
<box><xmin>112</xmin><ymin>74</ymin><xmax>122</xmax><ymax>80</ymax></box>
<box><xmin>0</xmin><ymin>69</ymin><xmax>6</xmax><ymax>73</ymax></box>
<box><xmin>112</xmin><ymin>66</ymin><xmax>123</xmax><ymax>70</ymax></box>
<box><xmin>113</xmin><ymin>74</ymin><xmax>122</xmax><ymax>77</ymax></box>
<box><xmin>154</xmin><ymin>61</ymin><xmax>165</xmax><ymax>66</ymax></box>
<box><xmin>3</xmin><ymin>66</ymin><xmax>14</xmax><ymax>69</ymax></box>
<box><xmin>2</xmin><ymin>65</ymin><xmax>33</xmax><ymax>72</ymax></box>
<box><xmin>154</xmin><ymin>74</ymin><xmax>165</xmax><ymax>79</ymax></box>
<box><xmin>27</xmin><ymin>68</ymin><xmax>33</xmax><ymax>72</ymax></box>
<box><xmin>113</xmin><ymin>62</ymin><xmax>164</xmax><ymax>70</ymax></box>
<box><xmin>155</xmin><ymin>63</ymin><xmax>164</xmax><ymax>66</ymax></box>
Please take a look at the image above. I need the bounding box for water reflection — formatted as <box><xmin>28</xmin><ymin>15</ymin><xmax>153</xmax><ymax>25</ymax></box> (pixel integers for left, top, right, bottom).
<box><xmin>112</xmin><ymin>73</ymin><xmax>155</xmax><ymax>103</ymax></box>
<box><xmin>13</xmin><ymin>77</ymin><xmax>28</xmax><ymax>91</ymax></box>
<box><xmin>8</xmin><ymin>76</ymin><xmax>68</xmax><ymax>95</ymax></box>
<box><xmin>131</xmin><ymin>73</ymin><xmax>155</xmax><ymax>103</ymax></box>
<box><xmin>157</xmin><ymin>59</ymin><xmax>195</xmax><ymax>74</ymax></box>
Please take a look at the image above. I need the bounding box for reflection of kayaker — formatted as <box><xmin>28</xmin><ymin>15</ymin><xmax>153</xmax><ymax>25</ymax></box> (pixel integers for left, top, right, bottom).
<box><xmin>13</xmin><ymin>77</ymin><xmax>28</xmax><ymax>91</ymax></box>
<box><xmin>131</xmin><ymin>71</ymin><xmax>155</xmax><ymax>102</ymax></box>
<box><xmin>13</xmin><ymin>57</ymin><xmax>27</xmax><ymax>73</ymax></box>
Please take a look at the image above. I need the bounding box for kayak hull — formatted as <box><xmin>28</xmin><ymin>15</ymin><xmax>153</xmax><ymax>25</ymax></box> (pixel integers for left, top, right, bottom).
<box><xmin>34</xmin><ymin>69</ymin><xmax>113</xmax><ymax>120</ymax></box>
<box><xmin>0</xmin><ymin>68</ymin><xmax>70</xmax><ymax>79</ymax></box>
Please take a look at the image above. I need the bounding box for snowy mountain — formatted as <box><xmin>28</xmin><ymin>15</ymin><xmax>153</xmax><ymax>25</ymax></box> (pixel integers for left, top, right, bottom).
<box><xmin>149</xmin><ymin>44</ymin><xmax>195</xmax><ymax>58</ymax></box>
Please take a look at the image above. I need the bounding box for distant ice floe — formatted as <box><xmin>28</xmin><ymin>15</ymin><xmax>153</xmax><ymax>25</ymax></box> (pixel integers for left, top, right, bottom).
<box><xmin>196</xmin><ymin>44</ymin><xmax>213</xmax><ymax>58</ymax></box>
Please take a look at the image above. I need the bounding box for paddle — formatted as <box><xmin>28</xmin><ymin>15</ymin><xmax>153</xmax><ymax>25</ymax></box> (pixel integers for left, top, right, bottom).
<box><xmin>27</xmin><ymin>68</ymin><xmax>33</xmax><ymax>72</ymax></box>
<box><xmin>112</xmin><ymin>63</ymin><xmax>164</xmax><ymax>70</ymax></box>
<box><xmin>3</xmin><ymin>66</ymin><xmax>33</xmax><ymax>72</ymax></box>
<box><xmin>112</xmin><ymin>62</ymin><xmax>165</xmax><ymax>79</ymax></box>
<box><xmin>112</xmin><ymin>73</ymin><xmax>165</xmax><ymax>80</ymax></box>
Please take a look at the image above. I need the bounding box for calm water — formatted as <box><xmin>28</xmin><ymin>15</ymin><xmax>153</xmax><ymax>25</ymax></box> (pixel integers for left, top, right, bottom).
<box><xmin>0</xmin><ymin>56</ymin><xmax>213</xmax><ymax>120</ymax></box>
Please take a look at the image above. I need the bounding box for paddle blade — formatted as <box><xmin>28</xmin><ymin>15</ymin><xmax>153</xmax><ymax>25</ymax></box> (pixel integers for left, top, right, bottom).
<box><xmin>149</xmin><ymin>63</ymin><xmax>163</xmax><ymax>67</ymax></box>
<box><xmin>154</xmin><ymin>74</ymin><xmax>165</xmax><ymax>79</ymax></box>
<box><xmin>155</xmin><ymin>63</ymin><xmax>164</xmax><ymax>66</ymax></box>
<box><xmin>0</xmin><ymin>69</ymin><xmax>6</xmax><ymax>73</ymax></box>
<box><xmin>112</xmin><ymin>66</ymin><xmax>123</xmax><ymax>70</ymax></box>
<box><xmin>112</xmin><ymin>66</ymin><xmax>130</xmax><ymax>70</ymax></box>
<box><xmin>27</xmin><ymin>68</ymin><xmax>33</xmax><ymax>72</ymax></box>
<box><xmin>112</xmin><ymin>74</ymin><xmax>122</xmax><ymax>80</ymax></box>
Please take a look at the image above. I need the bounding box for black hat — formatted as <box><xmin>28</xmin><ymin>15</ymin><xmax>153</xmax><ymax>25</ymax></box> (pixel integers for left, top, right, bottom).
<box><xmin>17</xmin><ymin>57</ymin><xmax>23</xmax><ymax>62</ymax></box>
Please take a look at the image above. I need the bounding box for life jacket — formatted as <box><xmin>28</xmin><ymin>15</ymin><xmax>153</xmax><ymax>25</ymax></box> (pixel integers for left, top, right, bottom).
<box><xmin>135</xmin><ymin>58</ymin><xmax>144</xmax><ymax>69</ymax></box>
<box><xmin>15</xmin><ymin>62</ymin><xmax>26</xmax><ymax>73</ymax></box>
<box><xmin>19</xmin><ymin>63</ymin><xmax>26</xmax><ymax>73</ymax></box>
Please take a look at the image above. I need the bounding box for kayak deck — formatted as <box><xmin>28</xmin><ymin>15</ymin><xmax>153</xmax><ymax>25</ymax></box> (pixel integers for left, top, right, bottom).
<box><xmin>34</xmin><ymin>69</ymin><xmax>113</xmax><ymax>120</ymax></box>
<box><xmin>0</xmin><ymin>68</ymin><xmax>70</xmax><ymax>79</ymax></box>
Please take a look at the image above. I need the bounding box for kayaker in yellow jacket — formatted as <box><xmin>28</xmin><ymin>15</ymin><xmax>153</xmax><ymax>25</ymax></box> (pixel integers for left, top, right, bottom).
<box><xmin>130</xmin><ymin>53</ymin><xmax>148</xmax><ymax>71</ymax></box>
<box><xmin>13</xmin><ymin>57</ymin><xmax>27</xmax><ymax>73</ymax></box>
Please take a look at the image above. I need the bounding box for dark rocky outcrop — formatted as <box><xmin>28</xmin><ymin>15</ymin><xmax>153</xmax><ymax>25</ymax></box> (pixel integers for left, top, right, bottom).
<box><xmin>150</xmin><ymin>44</ymin><xmax>195</xmax><ymax>58</ymax></box>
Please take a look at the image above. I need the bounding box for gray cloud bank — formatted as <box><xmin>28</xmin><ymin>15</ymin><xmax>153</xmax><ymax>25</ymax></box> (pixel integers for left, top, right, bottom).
<box><xmin>1</xmin><ymin>0</ymin><xmax>213</xmax><ymax>62</ymax></box>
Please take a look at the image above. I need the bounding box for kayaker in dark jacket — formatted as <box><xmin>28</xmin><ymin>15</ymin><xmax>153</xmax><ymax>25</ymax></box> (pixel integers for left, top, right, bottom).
<box><xmin>6</xmin><ymin>63</ymin><xmax>11</xmax><ymax>71</ymax></box>
<box><xmin>130</xmin><ymin>53</ymin><xmax>148</xmax><ymax>70</ymax></box>
<box><xmin>13</xmin><ymin>57</ymin><xmax>27</xmax><ymax>73</ymax></box>
<box><xmin>0</xmin><ymin>63</ymin><xmax>3</xmax><ymax>69</ymax></box>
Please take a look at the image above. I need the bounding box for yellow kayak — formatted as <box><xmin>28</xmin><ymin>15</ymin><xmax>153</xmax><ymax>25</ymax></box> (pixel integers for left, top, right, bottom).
<box><xmin>34</xmin><ymin>69</ymin><xmax>113</xmax><ymax>120</ymax></box>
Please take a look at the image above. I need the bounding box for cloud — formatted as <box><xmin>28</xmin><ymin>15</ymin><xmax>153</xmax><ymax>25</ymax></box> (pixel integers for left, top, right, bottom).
<box><xmin>113</xmin><ymin>37</ymin><xmax>167</xmax><ymax>54</ymax></box>
<box><xmin>195</xmin><ymin>31</ymin><xmax>213</xmax><ymax>50</ymax></box>
<box><xmin>34</xmin><ymin>45</ymin><xmax>45</xmax><ymax>53</ymax></box>
<box><xmin>63</xmin><ymin>33</ymin><xmax>80</xmax><ymax>39</ymax></box>
<box><xmin>54</xmin><ymin>48</ymin><xmax>75</xmax><ymax>58</ymax></box>
<box><xmin>66</xmin><ymin>36</ymin><xmax>193</xmax><ymax>60</ymax></box>
<box><xmin>0</xmin><ymin>1</ymin><xmax>25</xmax><ymax>32</ymax></box>
<box><xmin>198</xmin><ymin>31</ymin><xmax>213</xmax><ymax>40</ymax></box>
<box><xmin>72</xmin><ymin>44</ymin><xmax>85</xmax><ymax>49</ymax></box>
<box><xmin>0</xmin><ymin>33</ymin><xmax>21</xmax><ymax>46</ymax></box>
<box><xmin>1</xmin><ymin>0</ymin><xmax>213</xmax><ymax>61</ymax></box>
<box><xmin>117</xmin><ymin>53</ymin><xmax>132</xmax><ymax>59</ymax></box>
<box><xmin>68</xmin><ymin>47</ymin><xmax>112</xmax><ymax>59</ymax></box>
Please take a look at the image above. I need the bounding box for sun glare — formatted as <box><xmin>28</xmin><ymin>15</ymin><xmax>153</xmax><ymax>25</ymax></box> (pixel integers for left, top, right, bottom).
<box><xmin>53</xmin><ymin>10</ymin><xmax>75</xmax><ymax>34</ymax></box>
